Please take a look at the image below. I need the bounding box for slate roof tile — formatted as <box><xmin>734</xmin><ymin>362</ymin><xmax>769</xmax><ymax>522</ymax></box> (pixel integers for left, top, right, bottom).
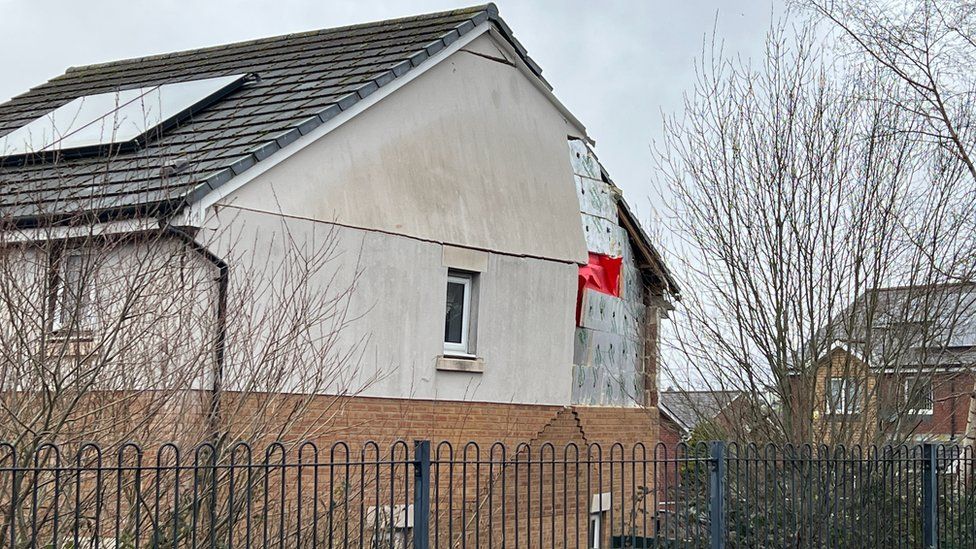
<box><xmin>0</xmin><ymin>3</ymin><xmax>544</xmax><ymax>225</ymax></box>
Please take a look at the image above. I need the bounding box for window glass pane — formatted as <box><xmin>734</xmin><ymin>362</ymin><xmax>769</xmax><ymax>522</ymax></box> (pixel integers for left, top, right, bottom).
<box><xmin>846</xmin><ymin>381</ymin><xmax>859</xmax><ymax>413</ymax></box>
<box><xmin>827</xmin><ymin>378</ymin><xmax>860</xmax><ymax>413</ymax></box>
<box><xmin>828</xmin><ymin>379</ymin><xmax>843</xmax><ymax>412</ymax></box>
<box><xmin>58</xmin><ymin>254</ymin><xmax>90</xmax><ymax>327</ymax></box>
<box><xmin>60</xmin><ymin>255</ymin><xmax>81</xmax><ymax>324</ymax></box>
<box><xmin>906</xmin><ymin>378</ymin><xmax>934</xmax><ymax>412</ymax></box>
<box><xmin>0</xmin><ymin>74</ymin><xmax>245</xmax><ymax>156</ymax></box>
<box><xmin>445</xmin><ymin>281</ymin><xmax>465</xmax><ymax>344</ymax></box>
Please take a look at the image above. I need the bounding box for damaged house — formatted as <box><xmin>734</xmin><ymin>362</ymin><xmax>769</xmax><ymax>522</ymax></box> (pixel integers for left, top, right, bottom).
<box><xmin>0</xmin><ymin>4</ymin><xmax>678</xmax><ymax>450</ymax></box>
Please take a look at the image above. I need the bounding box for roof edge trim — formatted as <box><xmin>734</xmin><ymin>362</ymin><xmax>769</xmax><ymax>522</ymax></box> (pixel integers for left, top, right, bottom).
<box><xmin>615</xmin><ymin>196</ymin><xmax>681</xmax><ymax>297</ymax></box>
<box><xmin>658</xmin><ymin>401</ymin><xmax>694</xmax><ymax>433</ymax></box>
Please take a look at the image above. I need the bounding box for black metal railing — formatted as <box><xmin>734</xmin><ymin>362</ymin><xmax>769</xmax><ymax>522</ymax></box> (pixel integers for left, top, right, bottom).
<box><xmin>0</xmin><ymin>440</ymin><xmax>973</xmax><ymax>548</ymax></box>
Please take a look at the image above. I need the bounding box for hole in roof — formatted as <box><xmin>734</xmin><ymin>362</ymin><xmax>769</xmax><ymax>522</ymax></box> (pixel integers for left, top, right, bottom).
<box><xmin>0</xmin><ymin>73</ymin><xmax>252</xmax><ymax>161</ymax></box>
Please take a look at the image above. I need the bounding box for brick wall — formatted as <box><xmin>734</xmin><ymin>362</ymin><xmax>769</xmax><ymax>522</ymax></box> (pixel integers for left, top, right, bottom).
<box><xmin>657</xmin><ymin>411</ymin><xmax>684</xmax><ymax>450</ymax></box>
<box><xmin>222</xmin><ymin>393</ymin><xmax>660</xmax><ymax>546</ymax></box>
<box><xmin>19</xmin><ymin>391</ymin><xmax>661</xmax><ymax>546</ymax></box>
<box><xmin>212</xmin><ymin>391</ymin><xmax>658</xmax><ymax>448</ymax></box>
<box><xmin>810</xmin><ymin>348</ymin><xmax>975</xmax><ymax>443</ymax></box>
<box><xmin>876</xmin><ymin>371</ymin><xmax>974</xmax><ymax>441</ymax></box>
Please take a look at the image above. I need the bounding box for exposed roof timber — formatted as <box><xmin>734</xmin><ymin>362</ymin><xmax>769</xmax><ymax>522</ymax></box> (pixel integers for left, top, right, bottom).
<box><xmin>594</xmin><ymin>160</ymin><xmax>679</xmax><ymax>298</ymax></box>
<box><xmin>615</xmin><ymin>198</ymin><xmax>680</xmax><ymax>298</ymax></box>
<box><xmin>564</xmin><ymin>136</ymin><xmax>678</xmax><ymax>297</ymax></box>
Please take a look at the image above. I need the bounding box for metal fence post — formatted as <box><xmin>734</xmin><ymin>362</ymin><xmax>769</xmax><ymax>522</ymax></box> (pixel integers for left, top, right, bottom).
<box><xmin>922</xmin><ymin>443</ymin><xmax>938</xmax><ymax>549</ymax></box>
<box><xmin>413</xmin><ymin>440</ymin><xmax>431</xmax><ymax>549</ymax></box>
<box><xmin>709</xmin><ymin>441</ymin><xmax>727</xmax><ymax>549</ymax></box>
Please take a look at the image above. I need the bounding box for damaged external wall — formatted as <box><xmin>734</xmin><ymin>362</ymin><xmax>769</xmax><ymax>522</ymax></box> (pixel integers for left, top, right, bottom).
<box><xmin>569</xmin><ymin>139</ymin><xmax>651</xmax><ymax>407</ymax></box>
<box><xmin>214</xmin><ymin>35</ymin><xmax>587</xmax><ymax>406</ymax></box>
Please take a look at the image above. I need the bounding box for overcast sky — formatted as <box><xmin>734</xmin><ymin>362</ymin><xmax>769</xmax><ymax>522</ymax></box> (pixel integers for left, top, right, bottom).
<box><xmin>0</xmin><ymin>0</ymin><xmax>776</xmax><ymax>222</ymax></box>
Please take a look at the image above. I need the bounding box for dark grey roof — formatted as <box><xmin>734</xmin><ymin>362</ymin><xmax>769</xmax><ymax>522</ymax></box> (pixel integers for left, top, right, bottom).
<box><xmin>824</xmin><ymin>283</ymin><xmax>976</xmax><ymax>368</ymax></box>
<box><xmin>0</xmin><ymin>3</ymin><xmax>541</xmax><ymax>226</ymax></box>
<box><xmin>659</xmin><ymin>390</ymin><xmax>742</xmax><ymax>432</ymax></box>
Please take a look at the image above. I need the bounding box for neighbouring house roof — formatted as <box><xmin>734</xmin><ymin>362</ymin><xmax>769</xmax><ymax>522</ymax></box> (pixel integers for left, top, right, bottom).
<box><xmin>658</xmin><ymin>390</ymin><xmax>743</xmax><ymax>434</ymax></box>
<box><xmin>0</xmin><ymin>4</ymin><xmax>541</xmax><ymax>226</ymax></box>
<box><xmin>818</xmin><ymin>283</ymin><xmax>976</xmax><ymax>371</ymax></box>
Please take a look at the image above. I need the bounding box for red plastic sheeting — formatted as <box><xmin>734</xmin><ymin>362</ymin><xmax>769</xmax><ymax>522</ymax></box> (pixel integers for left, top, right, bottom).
<box><xmin>576</xmin><ymin>252</ymin><xmax>623</xmax><ymax>325</ymax></box>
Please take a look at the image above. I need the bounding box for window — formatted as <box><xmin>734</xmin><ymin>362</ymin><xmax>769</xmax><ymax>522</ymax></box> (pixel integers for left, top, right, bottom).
<box><xmin>51</xmin><ymin>250</ymin><xmax>94</xmax><ymax>332</ymax></box>
<box><xmin>905</xmin><ymin>377</ymin><xmax>934</xmax><ymax>415</ymax></box>
<box><xmin>444</xmin><ymin>271</ymin><xmax>476</xmax><ymax>356</ymax></box>
<box><xmin>827</xmin><ymin>378</ymin><xmax>861</xmax><ymax>414</ymax></box>
<box><xmin>1</xmin><ymin>74</ymin><xmax>248</xmax><ymax>158</ymax></box>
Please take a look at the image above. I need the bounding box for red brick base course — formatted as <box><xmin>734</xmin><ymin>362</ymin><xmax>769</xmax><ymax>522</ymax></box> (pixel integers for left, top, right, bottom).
<box><xmin>252</xmin><ymin>393</ymin><xmax>660</xmax><ymax>450</ymax></box>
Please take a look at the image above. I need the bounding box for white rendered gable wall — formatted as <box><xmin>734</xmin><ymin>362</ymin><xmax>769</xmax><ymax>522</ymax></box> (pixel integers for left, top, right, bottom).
<box><xmin>201</xmin><ymin>33</ymin><xmax>589</xmax><ymax>406</ymax></box>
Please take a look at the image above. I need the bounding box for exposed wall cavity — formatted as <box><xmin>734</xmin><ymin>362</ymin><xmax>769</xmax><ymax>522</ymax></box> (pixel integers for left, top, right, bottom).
<box><xmin>569</xmin><ymin>139</ymin><xmax>649</xmax><ymax>407</ymax></box>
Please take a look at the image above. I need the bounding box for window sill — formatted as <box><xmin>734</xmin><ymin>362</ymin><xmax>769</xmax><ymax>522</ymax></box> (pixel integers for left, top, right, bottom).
<box><xmin>825</xmin><ymin>412</ymin><xmax>862</xmax><ymax>421</ymax></box>
<box><xmin>436</xmin><ymin>355</ymin><xmax>485</xmax><ymax>373</ymax></box>
<box><xmin>47</xmin><ymin>330</ymin><xmax>94</xmax><ymax>343</ymax></box>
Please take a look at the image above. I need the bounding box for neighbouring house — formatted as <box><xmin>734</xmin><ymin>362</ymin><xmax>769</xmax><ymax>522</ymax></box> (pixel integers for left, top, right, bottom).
<box><xmin>804</xmin><ymin>283</ymin><xmax>976</xmax><ymax>444</ymax></box>
<box><xmin>656</xmin><ymin>389</ymin><xmax>750</xmax><ymax>531</ymax></box>
<box><xmin>0</xmin><ymin>4</ymin><xmax>678</xmax><ymax>454</ymax></box>
<box><xmin>658</xmin><ymin>390</ymin><xmax>748</xmax><ymax>445</ymax></box>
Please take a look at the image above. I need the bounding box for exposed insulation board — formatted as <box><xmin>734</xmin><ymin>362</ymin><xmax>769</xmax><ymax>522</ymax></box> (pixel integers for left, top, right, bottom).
<box><xmin>572</xmin><ymin>328</ymin><xmax>643</xmax><ymax>369</ymax></box>
<box><xmin>620</xmin><ymin>236</ymin><xmax>643</xmax><ymax>301</ymax></box>
<box><xmin>569</xmin><ymin>139</ymin><xmax>601</xmax><ymax>179</ymax></box>
<box><xmin>572</xmin><ymin>328</ymin><xmax>645</xmax><ymax>406</ymax></box>
<box><xmin>575</xmin><ymin>175</ymin><xmax>616</xmax><ymax>220</ymax></box>
<box><xmin>582</xmin><ymin>214</ymin><xmax>626</xmax><ymax>257</ymax></box>
<box><xmin>568</xmin><ymin>137</ymin><xmax>651</xmax><ymax>407</ymax></box>
<box><xmin>578</xmin><ymin>288</ymin><xmax>646</xmax><ymax>337</ymax></box>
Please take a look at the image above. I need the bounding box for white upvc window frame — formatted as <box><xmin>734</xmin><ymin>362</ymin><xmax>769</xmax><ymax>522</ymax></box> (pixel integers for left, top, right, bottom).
<box><xmin>905</xmin><ymin>377</ymin><xmax>934</xmax><ymax>415</ymax></box>
<box><xmin>827</xmin><ymin>377</ymin><xmax>861</xmax><ymax>415</ymax></box>
<box><xmin>444</xmin><ymin>272</ymin><xmax>474</xmax><ymax>356</ymax></box>
<box><xmin>51</xmin><ymin>249</ymin><xmax>94</xmax><ymax>333</ymax></box>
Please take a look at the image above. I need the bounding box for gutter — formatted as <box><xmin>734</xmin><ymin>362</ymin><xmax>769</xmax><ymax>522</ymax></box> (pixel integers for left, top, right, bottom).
<box><xmin>162</xmin><ymin>224</ymin><xmax>228</xmax><ymax>440</ymax></box>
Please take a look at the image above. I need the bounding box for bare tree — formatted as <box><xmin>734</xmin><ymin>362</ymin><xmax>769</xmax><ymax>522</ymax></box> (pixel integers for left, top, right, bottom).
<box><xmin>655</xmin><ymin>16</ymin><xmax>976</xmax><ymax>446</ymax></box>
<box><xmin>801</xmin><ymin>0</ymin><xmax>976</xmax><ymax>446</ymax></box>
<box><xmin>0</xmin><ymin>143</ymin><xmax>379</xmax><ymax>543</ymax></box>
<box><xmin>0</xmin><ymin>206</ymin><xmax>371</xmax><ymax>447</ymax></box>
